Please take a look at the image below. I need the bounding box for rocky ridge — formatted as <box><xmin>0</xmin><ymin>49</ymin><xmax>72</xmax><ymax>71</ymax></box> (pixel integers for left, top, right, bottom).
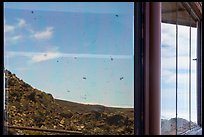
<box><xmin>4</xmin><ymin>69</ymin><xmax>134</xmax><ymax>135</ymax></box>
<box><xmin>161</xmin><ymin>118</ymin><xmax>198</xmax><ymax>135</ymax></box>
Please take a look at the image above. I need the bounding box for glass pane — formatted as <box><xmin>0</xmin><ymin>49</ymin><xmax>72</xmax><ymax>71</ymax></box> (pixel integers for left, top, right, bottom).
<box><xmin>190</xmin><ymin>27</ymin><xmax>197</xmax><ymax>125</ymax></box>
<box><xmin>161</xmin><ymin>2</ymin><xmax>198</xmax><ymax>135</ymax></box>
<box><xmin>4</xmin><ymin>2</ymin><xmax>134</xmax><ymax>135</ymax></box>
<box><xmin>161</xmin><ymin>3</ymin><xmax>177</xmax><ymax>135</ymax></box>
<box><xmin>177</xmin><ymin>2</ymin><xmax>197</xmax><ymax>134</ymax></box>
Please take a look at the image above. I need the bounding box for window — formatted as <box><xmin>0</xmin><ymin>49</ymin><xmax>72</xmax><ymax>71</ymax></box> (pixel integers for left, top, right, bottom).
<box><xmin>4</xmin><ymin>2</ymin><xmax>134</xmax><ymax>135</ymax></box>
<box><xmin>161</xmin><ymin>2</ymin><xmax>199</xmax><ymax>135</ymax></box>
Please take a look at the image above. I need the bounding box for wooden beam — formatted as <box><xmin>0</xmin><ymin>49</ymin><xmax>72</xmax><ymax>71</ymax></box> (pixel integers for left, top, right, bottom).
<box><xmin>5</xmin><ymin>125</ymin><xmax>83</xmax><ymax>135</ymax></box>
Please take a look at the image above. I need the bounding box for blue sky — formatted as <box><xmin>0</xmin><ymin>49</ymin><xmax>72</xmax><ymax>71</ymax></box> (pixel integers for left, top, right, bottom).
<box><xmin>4</xmin><ymin>2</ymin><xmax>134</xmax><ymax>108</ymax></box>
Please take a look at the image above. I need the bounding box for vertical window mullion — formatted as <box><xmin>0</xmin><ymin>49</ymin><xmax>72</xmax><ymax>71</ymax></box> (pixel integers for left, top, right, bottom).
<box><xmin>189</xmin><ymin>9</ymin><xmax>192</xmax><ymax>130</ymax></box>
<box><xmin>175</xmin><ymin>2</ymin><xmax>178</xmax><ymax>135</ymax></box>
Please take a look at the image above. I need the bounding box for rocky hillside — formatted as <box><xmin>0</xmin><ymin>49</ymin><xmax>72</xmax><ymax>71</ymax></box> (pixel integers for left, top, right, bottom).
<box><xmin>161</xmin><ymin>118</ymin><xmax>197</xmax><ymax>135</ymax></box>
<box><xmin>4</xmin><ymin>69</ymin><xmax>134</xmax><ymax>135</ymax></box>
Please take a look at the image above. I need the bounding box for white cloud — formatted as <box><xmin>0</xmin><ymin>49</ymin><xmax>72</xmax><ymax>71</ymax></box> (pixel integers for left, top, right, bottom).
<box><xmin>59</xmin><ymin>53</ymin><xmax>133</xmax><ymax>59</ymax></box>
<box><xmin>161</xmin><ymin>51</ymin><xmax>197</xmax><ymax>113</ymax></box>
<box><xmin>5</xmin><ymin>35</ymin><xmax>23</xmax><ymax>44</ymax></box>
<box><xmin>161</xmin><ymin>55</ymin><xmax>197</xmax><ymax>71</ymax></box>
<box><xmin>27</xmin><ymin>28</ymin><xmax>35</xmax><ymax>34</ymax></box>
<box><xmin>166</xmin><ymin>73</ymin><xmax>188</xmax><ymax>85</ymax></box>
<box><xmin>11</xmin><ymin>35</ymin><xmax>23</xmax><ymax>41</ymax></box>
<box><xmin>17</xmin><ymin>18</ymin><xmax>26</xmax><ymax>27</ymax></box>
<box><xmin>5</xmin><ymin>51</ymin><xmax>133</xmax><ymax>63</ymax></box>
<box><xmin>33</xmin><ymin>27</ymin><xmax>54</xmax><ymax>40</ymax></box>
<box><xmin>5</xmin><ymin>51</ymin><xmax>32</xmax><ymax>58</ymax></box>
<box><xmin>161</xmin><ymin>23</ymin><xmax>197</xmax><ymax>91</ymax></box>
<box><xmin>5</xmin><ymin>51</ymin><xmax>61</xmax><ymax>62</ymax></box>
<box><xmin>4</xmin><ymin>24</ymin><xmax>15</xmax><ymax>33</ymax></box>
<box><xmin>161</xmin><ymin>23</ymin><xmax>197</xmax><ymax>58</ymax></box>
<box><xmin>161</xmin><ymin>88</ymin><xmax>177</xmax><ymax>99</ymax></box>
<box><xmin>32</xmin><ymin>52</ymin><xmax>61</xmax><ymax>62</ymax></box>
<box><xmin>162</xmin><ymin>68</ymin><xmax>196</xmax><ymax>86</ymax></box>
<box><xmin>161</xmin><ymin>23</ymin><xmax>176</xmax><ymax>47</ymax></box>
<box><xmin>4</xmin><ymin>19</ymin><xmax>25</xmax><ymax>44</ymax></box>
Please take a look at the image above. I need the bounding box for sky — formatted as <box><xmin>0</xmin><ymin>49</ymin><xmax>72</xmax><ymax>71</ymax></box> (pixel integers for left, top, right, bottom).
<box><xmin>4</xmin><ymin>2</ymin><xmax>134</xmax><ymax>108</ymax></box>
<box><xmin>161</xmin><ymin>23</ymin><xmax>197</xmax><ymax>122</ymax></box>
<box><xmin>4</xmin><ymin>2</ymin><xmax>198</xmax><ymax>122</ymax></box>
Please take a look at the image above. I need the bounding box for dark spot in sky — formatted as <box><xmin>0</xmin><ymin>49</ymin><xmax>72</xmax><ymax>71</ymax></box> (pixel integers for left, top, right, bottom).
<box><xmin>120</xmin><ymin>77</ymin><xmax>124</xmax><ymax>80</ymax></box>
<box><xmin>67</xmin><ymin>90</ymin><xmax>70</xmax><ymax>93</ymax></box>
<box><xmin>74</xmin><ymin>57</ymin><xmax>77</xmax><ymax>59</ymax></box>
<box><xmin>115</xmin><ymin>14</ymin><xmax>119</xmax><ymax>17</ymax></box>
<box><xmin>44</xmin><ymin>54</ymin><xmax>47</xmax><ymax>57</ymax></box>
<box><xmin>111</xmin><ymin>57</ymin><xmax>113</xmax><ymax>61</ymax></box>
<box><xmin>83</xmin><ymin>77</ymin><xmax>86</xmax><ymax>80</ymax></box>
<box><xmin>81</xmin><ymin>95</ymin><xmax>87</xmax><ymax>100</ymax></box>
<box><xmin>31</xmin><ymin>11</ymin><xmax>34</xmax><ymax>14</ymax></box>
<box><xmin>162</xmin><ymin>44</ymin><xmax>169</xmax><ymax>48</ymax></box>
<box><xmin>82</xmin><ymin>97</ymin><xmax>87</xmax><ymax>100</ymax></box>
<box><xmin>57</xmin><ymin>60</ymin><xmax>59</xmax><ymax>62</ymax></box>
